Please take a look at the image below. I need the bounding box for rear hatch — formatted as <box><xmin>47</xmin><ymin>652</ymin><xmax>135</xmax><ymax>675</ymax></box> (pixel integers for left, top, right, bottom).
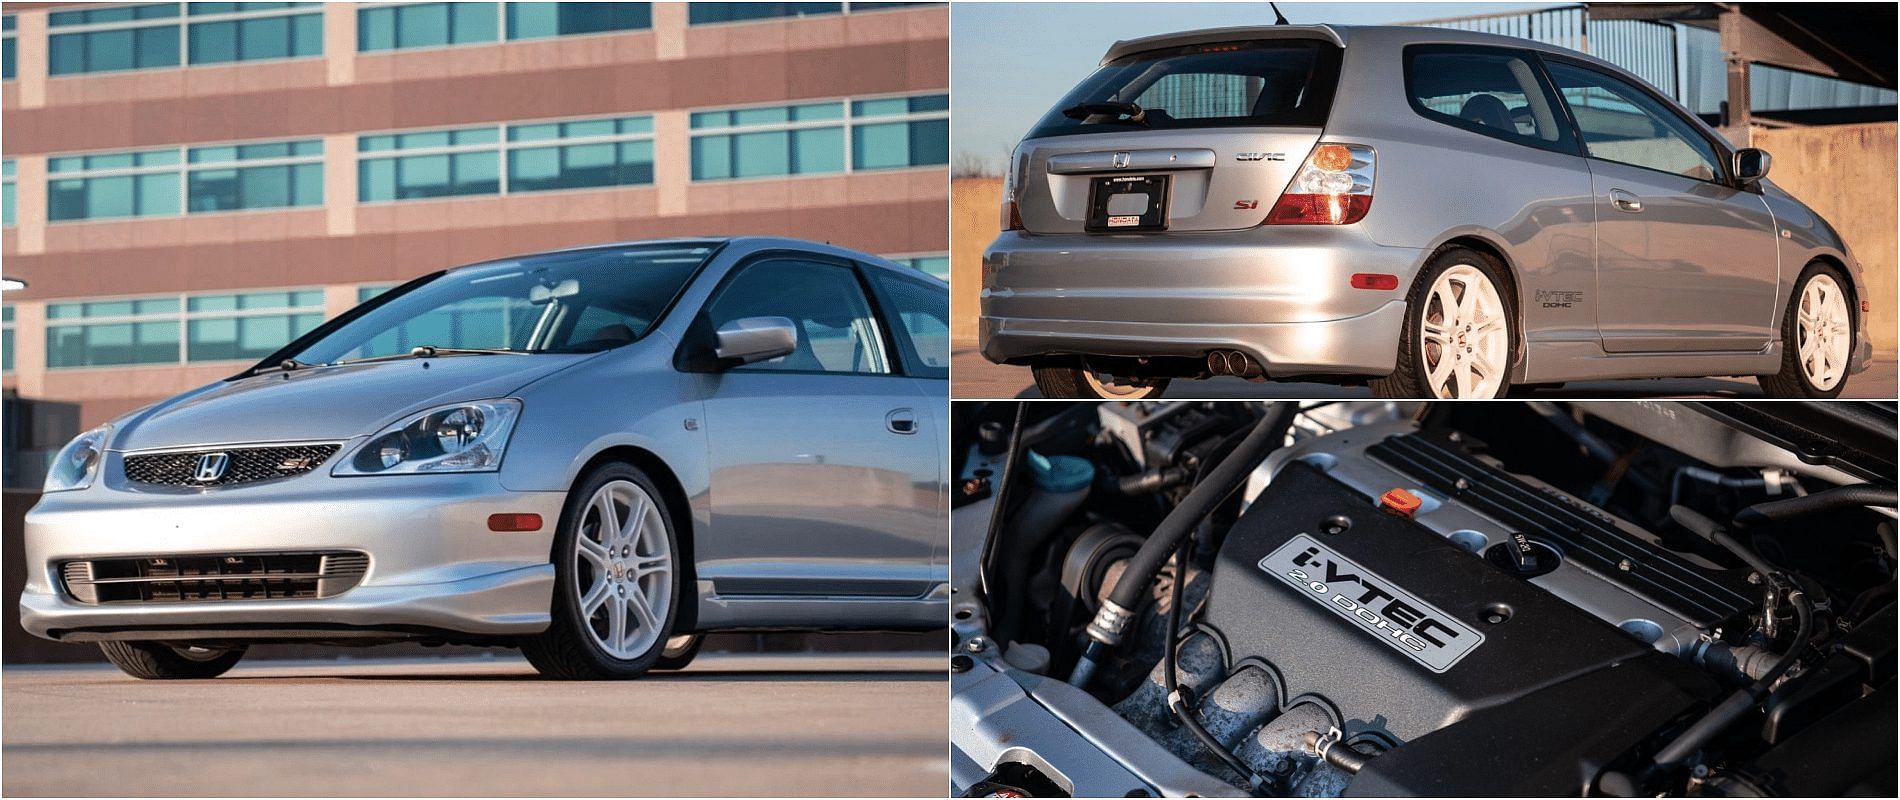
<box><xmin>1010</xmin><ymin>34</ymin><xmax>1343</xmax><ymax>234</ymax></box>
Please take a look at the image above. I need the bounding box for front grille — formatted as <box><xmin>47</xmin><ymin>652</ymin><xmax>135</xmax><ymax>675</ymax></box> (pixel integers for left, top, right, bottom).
<box><xmin>59</xmin><ymin>551</ymin><xmax>369</xmax><ymax>604</ymax></box>
<box><xmin>123</xmin><ymin>443</ymin><xmax>342</xmax><ymax>487</ymax></box>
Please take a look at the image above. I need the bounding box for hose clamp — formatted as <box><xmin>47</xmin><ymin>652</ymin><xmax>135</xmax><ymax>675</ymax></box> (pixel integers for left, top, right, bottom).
<box><xmin>1085</xmin><ymin>599</ymin><xmax>1138</xmax><ymax>646</ymax></box>
<box><xmin>1313</xmin><ymin>727</ymin><xmax>1343</xmax><ymax>760</ymax></box>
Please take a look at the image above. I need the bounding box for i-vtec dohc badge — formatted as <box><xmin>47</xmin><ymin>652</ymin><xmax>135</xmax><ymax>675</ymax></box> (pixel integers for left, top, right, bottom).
<box><xmin>1259</xmin><ymin>534</ymin><xmax>1484</xmax><ymax>672</ymax></box>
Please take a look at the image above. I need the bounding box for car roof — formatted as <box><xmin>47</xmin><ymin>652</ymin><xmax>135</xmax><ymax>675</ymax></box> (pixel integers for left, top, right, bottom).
<box><xmin>1101</xmin><ymin>23</ymin><xmax>1627</xmax><ymax>73</ymax></box>
<box><xmin>444</xmin><ymin>236</ymin><xmax>935</xmax><ymax>283</ymax></box>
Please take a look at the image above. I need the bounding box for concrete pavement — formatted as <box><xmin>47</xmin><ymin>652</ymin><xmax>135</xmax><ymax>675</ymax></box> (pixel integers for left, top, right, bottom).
<box><xmin>3</xmin><ymin>653</ymin><xmax>946</xmax><ymax>797</ymax></box>
<box><xmin>952</xmin><ymin>348</ymin><xmax>1900</xmax><ymax>399</ymax></box>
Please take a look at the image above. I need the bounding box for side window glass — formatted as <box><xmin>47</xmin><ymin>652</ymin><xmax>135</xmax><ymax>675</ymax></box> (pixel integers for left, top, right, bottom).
<box><xmin>1543</xmin><ymin>60</ymin><xmax>1722</xmax><ymax>182</ymax></box>
<box><xmin>1406</xmin><ymin>48</ymin><xmax>1572</xmax><ymax>152</ymax></box>
<box><xmin>868</xmin><ymin>270</ymin><xmax>948</xmax><ymax>379</ymax></box>
<box><xmin>705</xmin><ymin>258</ymin><xmax>889</xmax><ymax>375</ymax></box>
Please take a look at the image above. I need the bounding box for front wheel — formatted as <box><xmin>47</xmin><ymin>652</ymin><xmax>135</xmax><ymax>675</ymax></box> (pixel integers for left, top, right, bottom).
<box><xmin>1371</xmin><ymin>248</ymin><xmax>1516</xmax><ymax>399</ymax></box>
<box><xmin>521</xmin><ymin>463</ymin><xmax>681</xmax><ymax>680</ymax></box>
<box><xmin>1759</xmin><ymin>264</ymin><xmax>1854</xmax><ymax>398</ymax></box>
<box><xmin>1031</xmin><ymin>357</ymin><xmax>1170</xmax><ymax>399</ymax></box>
<box><xmin>98</xmin><ymin>641</ymin><xmax>246</xmax><ymax>679</ymax></box>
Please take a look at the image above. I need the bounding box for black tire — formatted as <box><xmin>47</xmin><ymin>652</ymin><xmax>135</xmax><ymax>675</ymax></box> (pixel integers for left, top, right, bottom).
<box><xmin>97</xmin><ymin>641</ymin><xmax>246</xmax><ymax>680</ymax></box>
<box><xmin>653</xmin><ymin>633</ymin><xmax>705</xmax><ymax>671</ymax></box>
<box><xmin>1370</xmin><ymin>247</ymin><xmax>1518</xmax><ymax>399</ymax></box>
<box><xmin>520</xmin><ymin>462</ymin><xmax>683</xmax><ymax>680</ymax></box>
<box><xmin>1758</xmin><ymin>262</ymin><xmax>1854</xmax><ymax>399</ymax></box>
<box><xmin>1031</xmin><ymin>357</ymin><xmax>1171</xmax><ymax>399</ymax></box>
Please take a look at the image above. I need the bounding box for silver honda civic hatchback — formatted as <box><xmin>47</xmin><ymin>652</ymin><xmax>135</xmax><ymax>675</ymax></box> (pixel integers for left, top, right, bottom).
<box><xmin>981</xmin><ymin>24</ymin><xmax>1873</xmax><ymax>399</ymax></box>
<box><xmin>20</xmin><ymin>237</ymin><xmax>949</xmax><ymax>680</ymax></box>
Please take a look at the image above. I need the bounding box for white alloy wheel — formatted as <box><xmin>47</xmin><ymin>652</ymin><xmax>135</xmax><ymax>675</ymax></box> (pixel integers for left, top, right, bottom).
<box><xmin>1795</xmin><ymin>273</ymin><xmax>1851</xmax><ymax>391</ymax></box>
<box><xmin>1419</xmin><ymin>264</ymin><xmax>1510</xmax><ymax>398</ymax></box>
<box><xmin>1081</xmin><ymin>360</ymin><xmax>1166</xmax><ymax>399</ymax></box>
<box><xmin>573</xmin><ymin>479</ymin><xmax>673</xmax><ymax>660</ymax></box>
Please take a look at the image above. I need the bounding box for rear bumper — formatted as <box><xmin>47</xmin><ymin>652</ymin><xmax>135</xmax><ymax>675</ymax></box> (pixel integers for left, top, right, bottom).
<box><xmin>978</xmin><ymin>227</ymin><xmax>1423</xmax><ymax>378</ymax></box>
<box><xmin>20</xmin><ymin>473</ymin><xmax>564</xmax><ymax>641</ymax></box>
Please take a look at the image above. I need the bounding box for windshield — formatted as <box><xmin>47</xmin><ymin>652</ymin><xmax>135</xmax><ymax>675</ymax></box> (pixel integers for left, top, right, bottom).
<box><xmin>279</xmin><ymin>244</ymin><xmax>715</xmax><ymax>366</ymax></box>
<box><xmin>1026</xmin><ymin>38</ymin><xmax>1342</xmax><ymax>139</ymax></box>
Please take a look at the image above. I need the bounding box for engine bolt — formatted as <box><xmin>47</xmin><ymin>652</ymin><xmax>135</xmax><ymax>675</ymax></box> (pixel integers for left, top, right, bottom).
<box><xmin>1454</xmin><ymin>478</ymin><xmax>1471</xmax><ymax>491</ymax></box>
<box><xmin>966</xmin><ymin>637</ymin><xmax>990</xmax><ymax>654</ymax></box>
<box><xmin>1618</xmin><ymin>559</ymin><xmax>1633</xmax><ymax>572</ymax></box>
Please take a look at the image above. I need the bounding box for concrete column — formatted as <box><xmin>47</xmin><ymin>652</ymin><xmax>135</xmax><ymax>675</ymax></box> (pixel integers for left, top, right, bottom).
<box><xmin>323</xmin><ymin>133</ymin><xmax>356</xmax><ymax>236</ymax></box>
<box><xmin>323</xmin><ymin>284</ymin><xmax>358</xmax><ymax>319</ymax></box>
<box><xmin>14</xmin><ymin>156</ymin><xmax>46</xmax><ymax>255</ymax></box>
<box><xmin>11</xmin><ymin>300</ymin><xmax>46</xmax><ymax>398</ymax></box>
<box><xmin>16</xmin><ymin>10</ymin><xmax>47</xmax><ymax>109</ymax></box>
<box><xmin>653</xmin><ymin>110</ymin><xmax>691</xmax><ymax>217</ymax></box>
<box><xmin>653</xmin><ymin>1</ymin><xmax>687</xmax><ymax>61</ymax></box>
<box><xmin>324</xmin><ymin>2</ymin><xmax>356</xmax><ymax>86</ymax></box>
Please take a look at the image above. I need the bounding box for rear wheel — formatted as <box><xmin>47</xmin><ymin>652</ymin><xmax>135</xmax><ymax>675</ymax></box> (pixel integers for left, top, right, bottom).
<box><xmin>1031</xmin><ymin>357</ymin><xmax>1170</xmax><ymax>399</ymax></box>
<box><xmin>654</xmin><ymin>633</ymin><xmax>705</xmax><ymax>671</ymax></box>
<box><xmin>1759</xmin><ymin>264</ymin><xmax>1853</xmax><ymax>398</ymax></box>
<box><xmin>1371</xmin><ymin>248</ymin><xmax>1516</xmax><ymax>399</ymax></box>
<box><xmin>521</xmin><ymin>463</ymin><xmax>680</xmax><ymax>680</ymax></box>
<box><xmin>98</xmin><ymin>641</ymin><xmax>245</xmax><ymax>680</ymax></box>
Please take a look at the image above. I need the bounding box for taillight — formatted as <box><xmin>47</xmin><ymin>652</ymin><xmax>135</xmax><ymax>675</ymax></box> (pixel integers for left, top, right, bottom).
<box><xmin>1001</xmin><ymin>197</ymin><xmax>1024</xmax><ymax>232</ymax></box>
<box><xmin>1265</xmin><ymin>143</ymin><xmax>1374</xmax><ymax>225</ymax></box>
<box><xmin>1001</xmin><ymin>144</ymin><xmax>1026</xmax><ymax>231</ymax></box>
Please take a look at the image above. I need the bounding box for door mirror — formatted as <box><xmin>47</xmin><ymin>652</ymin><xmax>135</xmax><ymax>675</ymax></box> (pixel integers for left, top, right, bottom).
<box><xmin>713</xmin><ymin>316</ymin><xmax>797</xmax><ymax>366</ymax></box>
<box><xmin>1733</xmin><ymin>148</ymin><xmax>1772</xmax><ymax>185</ymax></box>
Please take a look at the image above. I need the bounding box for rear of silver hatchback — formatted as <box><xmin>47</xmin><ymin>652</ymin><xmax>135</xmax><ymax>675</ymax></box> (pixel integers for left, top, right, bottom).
<box><xmin>980</xmin><ymin>26</ymin><xmax>1422</xmax><ymax>398</ymax></box>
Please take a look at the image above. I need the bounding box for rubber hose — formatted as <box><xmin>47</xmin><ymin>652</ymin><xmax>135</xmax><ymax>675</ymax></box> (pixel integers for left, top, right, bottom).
<box><xmin>1651</xmin><ymin>589</ymin><xmax>1813</xmax><ymax>769</ymax></box>
<box><xmin>1732</xmin><ymin>484</ymin><xmax>1897</xmax><ymax>529</ymax></box>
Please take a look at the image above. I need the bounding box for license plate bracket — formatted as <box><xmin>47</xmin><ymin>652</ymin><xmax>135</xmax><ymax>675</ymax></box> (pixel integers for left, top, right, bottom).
<box><xmin>1086</xmin><ymin>174</ymin><xmax>1169</xmax><ymax>232</ymax></box>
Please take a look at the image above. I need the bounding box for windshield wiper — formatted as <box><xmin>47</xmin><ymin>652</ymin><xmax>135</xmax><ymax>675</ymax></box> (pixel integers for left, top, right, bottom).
<box><xmin>1061</xmin><ymin>100</ymin><xmax>1148</xmax><ymax>126</ymax></box>
<box><xmin>251</xmin><ymin>358</ymin><xmax>317</xmax><ymax>376</ymax></box>
<box><xmin>331</xmin><ymin>345</ymin><xmax>533</xmax><ymax>366</ymax></box>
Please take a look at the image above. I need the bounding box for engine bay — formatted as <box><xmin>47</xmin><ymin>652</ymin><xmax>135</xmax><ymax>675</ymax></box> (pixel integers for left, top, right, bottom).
<box><xmin>950</xmin><ymin>401</ymin><xmax>1897</xmax><ymax>798</ymax></box>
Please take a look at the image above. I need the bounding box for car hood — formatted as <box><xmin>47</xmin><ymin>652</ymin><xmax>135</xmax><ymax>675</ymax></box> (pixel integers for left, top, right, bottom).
<box><xmin>109</xmin><ymin>353</ymin><xmax>603</xmax><ymax>451</ymax></box>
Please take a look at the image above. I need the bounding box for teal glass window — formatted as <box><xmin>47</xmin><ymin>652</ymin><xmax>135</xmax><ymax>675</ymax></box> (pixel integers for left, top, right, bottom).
<box><xmin>507</xmin><ymin>2</ymin><xmax>650</xmax><ymax>39</ymax></box>
<box><xmin>850</xmin><ymin>93</ymin><xmax>948</xmax><ymax>170</ymax></box>
<box><xmin>186</xmin><ymin>139</ymin><xmax>324</xmax><ymax>212</ymax></box>
<box><xmin>2</xmin><ymin>160</ymin><xmax>14</xmax><ymax>227</ymax></box>
<box><xmin>2</xmin><ymin>305</ymin><xmax>14</xmax><ymax>373</ymax></box>
<box><xmin>364</xmin><ymin>117</ymin><xmax>653</xmax><ymax>200</ymax></box>
<box><xmin>184</xmin><ymin>289</ymin><xmax>326</xmax><ymax>362</ymax></box>
<box><xmin>358</xmin><ymin>126</ymin><xmax>501</xmax><ymax>201</ymax></box>
<box><xmin>891</xmin><ymin>254</ymin><xmax>948</xmax><ymax>279</ymax></box>
<box><xmin>3</xmin><ymin>15</ymin><xmax>17</xmax><ymax>80</ymax></box>
<box><xmin>505</xmin><ymin>115</ymin><xmax>655</xmax><ymax>193</ymax></box>
<box><xmin>687</xmin><ymin>3</ymin><xmax>841</xmax><ymax>25</ymax></box>
<box><xmin>46</xmin><ymin>149</ymin><xmax>183</xmax><ymax>221</ymax></box>
<box><xmin>46</xmin><ymin>289</ymin><xmax>325</xmax><ymax>368</ymax></box>
<box><xmin>44</xmin><ymin>297</ymin><xmax>183</xmax><ymax>368</ymax></box>
<box><xmin>358</xmin><ymin>2</ymin><xmax>499</xmax><ymax>52</ymax></box>
<box><xmin>186</xmin><ymin>4</ymin><xmax>322</xmax><ymax>65</ymax></box>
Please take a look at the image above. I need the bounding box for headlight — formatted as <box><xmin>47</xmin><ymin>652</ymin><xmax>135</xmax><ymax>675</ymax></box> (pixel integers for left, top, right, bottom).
<box><xmin>45</xmin><ymin>425</ymin><xmax>110</xmax><ymax>493</ymax></box>
<box><xmin>334</xmin><ymin>399</ymin><xmax>522</xmax><ymax>476</ymax></box>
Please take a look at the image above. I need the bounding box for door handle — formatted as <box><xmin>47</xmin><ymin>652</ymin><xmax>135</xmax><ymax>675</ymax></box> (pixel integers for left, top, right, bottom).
<box><xmin>885</xmin><ymin>408</ymin><xmax>918</xmax><ymax>435</ymax></box>
<box><xmin>1610</xmin><ymin>189</ymin><xmax>1643</xmax><ymax>213</ymax></box>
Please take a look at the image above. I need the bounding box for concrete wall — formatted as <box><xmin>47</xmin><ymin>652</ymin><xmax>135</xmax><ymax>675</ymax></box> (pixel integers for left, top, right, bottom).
<box><xmin>1752</xmin><ymin>122</ymin><xmax>1898</xmax><ymax>353</ymax></box>
<box><xmin>949</xmin><ymin>123</ymin><xmax>1899</xmax><ymax>353</ymax></box>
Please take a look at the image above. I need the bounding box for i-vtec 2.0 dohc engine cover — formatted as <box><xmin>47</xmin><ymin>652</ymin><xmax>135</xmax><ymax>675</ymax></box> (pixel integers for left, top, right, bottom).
<box><xmin>1200</xmin><ymin>458</ymin><xmax>1724</xmax><ymax>795</ymax></box>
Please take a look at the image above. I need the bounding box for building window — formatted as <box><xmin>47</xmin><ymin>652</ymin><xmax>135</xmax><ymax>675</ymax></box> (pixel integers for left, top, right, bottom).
<box><xmin>506</xmin><ymin>116</ymin><xmax>654</xmax><ymax>193</ymax></box>
<box><xmin>45</xmin><ymin>289</ymin><xmax>323</xmax><ymax>368</ymax></box>
<box><xmin>507</xmin><ymin>2</ymin><xmax>650</xmax><ymax>39</ymax></box>
<box><xmin>686</xmin><ymin>2</ymin><xmax>936</xmax><ymax>24</ymax></box>
<box><xmin>45</xmin><ymin>297</ymin><xmax>184</xmax><ymax>367</ymax></box>
<box><xmin>47</xmin><ymin>149</ymin><xmax>183</xmax><ymax>221</ymax></box>
<box><xmin>359</xmin><ymin>127</ymin><xmax>500</xmax><ymax>201</ymax></box>
<box><xmin>48</xmin><ymin>2</ymin><xmax>321</xmax><ymax>76</ymax></box>
<box><xmin>3</xmin><ymin>15</ymin><xmax>17</xmax><ymax>80</ymax></box>
<box><xmin>690</xmin><ymin>93</ymin><xmax>946</xmax><ymax>181</ymax></box>
<box><xmin>361</xmin><ymin>116</ymin><xmax>653</xmax><ymax>202</ymax></box>
<box><xmin>850</xmin><ymin>94</ymin><xmax>949</xmax><ymax>170</ymax></box>
<box><xmin>186</xmin><ymin>139</ymin><xmax>325</xmax><ymax>212</ymax></box>
<box><xmin>185</xmin><ymin>289</ymin><xmax>326</xmax><ymax>362</ymax></box>
<box><xmin>358</xmin><ymin>2</ymin><xmax>499</xmax><ymax>52</ymax></box>
<box><xmin>2</xmin><ymin>306</ymin><xmax>13</xmax><ymax>373</ymax></box>
<box><xmin>2</xmin><ymin>160</ymin><xmax>15</xmax><ymax>228</ymax></box>
<box><xmin>887</xmin><ymin>253</ymin><xmax>948</xmax><ymax>280</ymax></box>
<box><xmin>47</xmin><ymin>139</ymin><xmax>323</xmax><ymax>221</ymax></box>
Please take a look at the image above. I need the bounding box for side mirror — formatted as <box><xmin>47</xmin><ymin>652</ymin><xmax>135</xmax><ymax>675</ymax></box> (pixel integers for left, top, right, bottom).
<box><xmin>1734</xmin><ymin>148</ymin><xmax>1772</xmax><ymax>185</ymax></box>
<box><xmin>713</xmin><ymin>316</ymin><xmax>797</xmax><ymax>366</ymax></box>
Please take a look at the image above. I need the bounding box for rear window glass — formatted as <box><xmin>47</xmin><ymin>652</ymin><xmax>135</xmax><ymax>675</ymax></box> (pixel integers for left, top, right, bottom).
<box><xmin>1404</xmin><ymin>45</ymin><xmax>1576</xmax><ymax>155</ymax></box>
<box><xmin>1025</xmin><ymin>38</ymin><xmax>1342</xmax><ymax>139</ymax></box>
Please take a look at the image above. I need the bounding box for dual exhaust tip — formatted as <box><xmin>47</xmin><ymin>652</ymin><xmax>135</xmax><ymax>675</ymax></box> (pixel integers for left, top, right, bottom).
<box><xmin>1206</xmin><ymin>349</ymin><xmax>1264</xmax><ymax>380</ymax></box>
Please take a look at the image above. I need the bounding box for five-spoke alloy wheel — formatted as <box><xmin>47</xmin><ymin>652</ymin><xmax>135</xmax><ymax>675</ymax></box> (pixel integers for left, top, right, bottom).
<box><xmin>1373</xmin><ymin>248</ymin><xmax>1517</xmax><ymax>399</ymax></box>
<box><xmin>1761</xmin><ymin>263</ymin><xmax>1855</xmax><ymax>398</ymax></box>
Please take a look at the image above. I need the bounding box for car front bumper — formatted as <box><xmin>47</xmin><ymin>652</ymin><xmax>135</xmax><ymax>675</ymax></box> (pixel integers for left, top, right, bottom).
<box><xmin>978</xmin><ymin>227</ymin><xmax>1424</xmax><ymax>378</ymax></box>
<box><xmin>20</xmin><ymin>469</ymin><xmax>565</xmax><ymax>642</ymax></box>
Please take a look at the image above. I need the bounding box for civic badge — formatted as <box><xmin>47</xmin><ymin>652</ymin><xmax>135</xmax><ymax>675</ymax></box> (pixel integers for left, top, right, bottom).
<box><xmin>193</xmin><ymin>452</ymin><xmax>231</xmax><ymax>483</ymax></box>
<box><xmin>1112</xmin><ymin>151</ymin><xmax>1131</xmax><ymax>169</ymax></box>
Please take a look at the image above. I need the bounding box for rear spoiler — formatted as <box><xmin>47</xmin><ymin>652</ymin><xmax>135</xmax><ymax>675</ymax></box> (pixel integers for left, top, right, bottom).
<box><xmin>1102</xmin><ymin>24</ymin><xmax>1345</xmax><ymax>65</ymax></box>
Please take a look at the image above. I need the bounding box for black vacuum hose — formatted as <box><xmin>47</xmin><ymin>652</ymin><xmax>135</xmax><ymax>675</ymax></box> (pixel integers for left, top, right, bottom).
<box><xmin>1731</xmin><ymin>484</ymin><xmax>1897</xmax><ymax>528</ymax></box>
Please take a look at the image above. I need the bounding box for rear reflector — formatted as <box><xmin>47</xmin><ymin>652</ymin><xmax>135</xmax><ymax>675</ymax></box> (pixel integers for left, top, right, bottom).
<box><xmin>1266</xmin><ymin>194</ymin><xmax>1372</xmax><ymax>225</ymax></box>
<box><xmin>487</xmin><ymin>513</ymin><xmax>543</xmax><ymax>532</ymax></box>
<box><xmin>1350</xmin><ymin>273</ymin><xmax>1400</xmax><ymax>290</ymax></box>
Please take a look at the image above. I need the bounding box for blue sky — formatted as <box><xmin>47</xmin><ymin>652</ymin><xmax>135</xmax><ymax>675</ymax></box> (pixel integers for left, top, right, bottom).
<box><xmin>951</xmin><ymin>2</ymin><xmax>1561</xmax><ymax>172</ymax></box>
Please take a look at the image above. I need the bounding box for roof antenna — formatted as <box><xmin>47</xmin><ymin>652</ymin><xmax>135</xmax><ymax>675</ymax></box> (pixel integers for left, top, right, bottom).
<box><xmin>1268</xmin><ymin>1</ymin><xmax>1289</xmax><ymax>25</ymax></box>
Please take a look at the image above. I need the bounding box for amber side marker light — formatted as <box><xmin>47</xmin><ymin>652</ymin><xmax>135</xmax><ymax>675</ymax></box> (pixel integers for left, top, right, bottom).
<box><xmin>1351</xmin><ymin>273</ymin><xmax>1399</xmax><ymax>290</ymax></box>
<box><xmin>488</xmin><ymin>513</ymin><xmax>543</xmax><ymax>532</ymax></box>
